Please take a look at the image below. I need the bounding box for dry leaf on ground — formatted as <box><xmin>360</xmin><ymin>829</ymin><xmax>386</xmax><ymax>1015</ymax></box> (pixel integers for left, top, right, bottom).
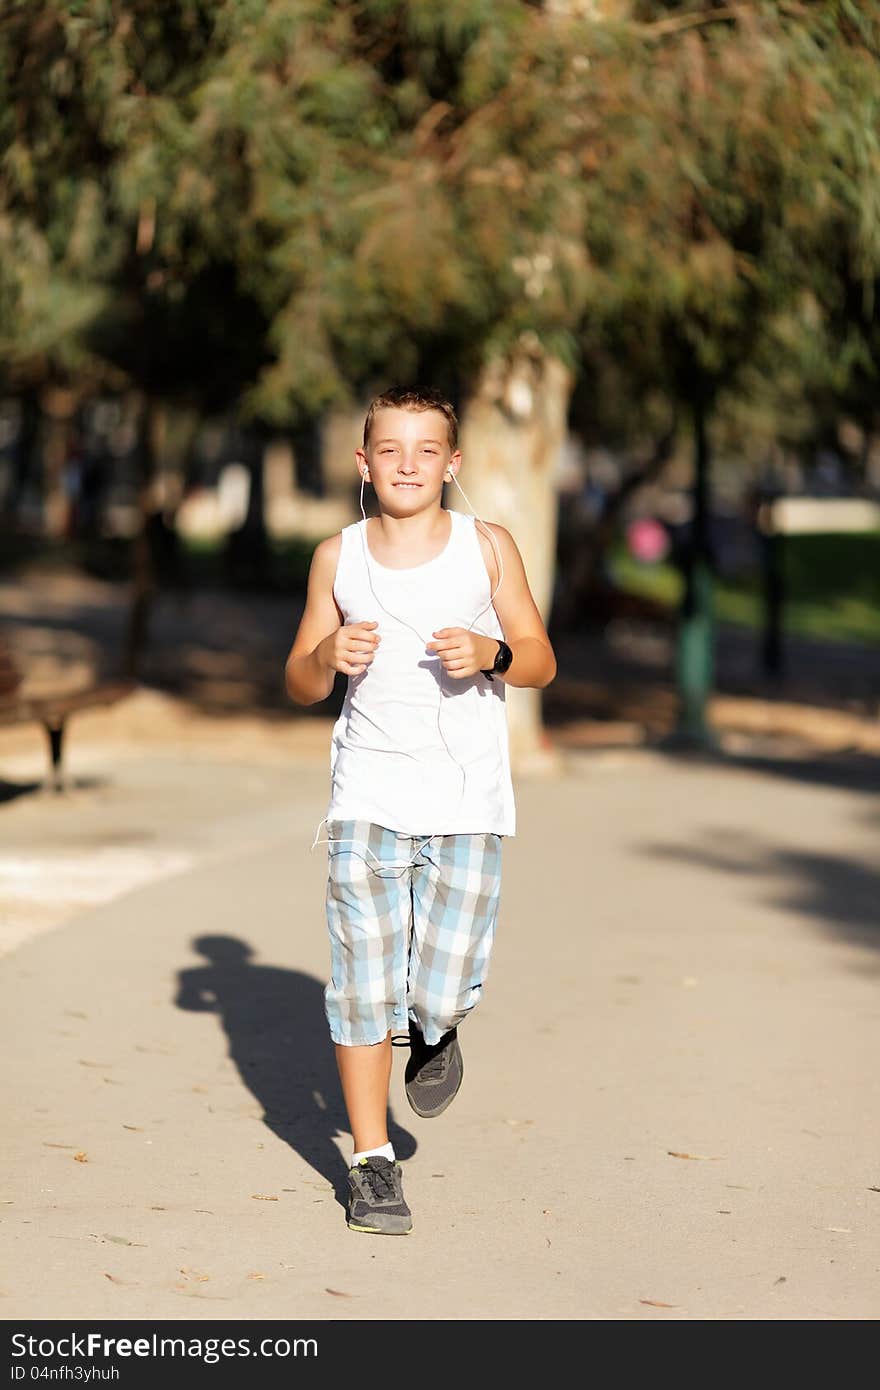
<box><xmin>667</xmin><ymin>1150</ymin><xmax>722</xmax><ymax>1161</ymax></box>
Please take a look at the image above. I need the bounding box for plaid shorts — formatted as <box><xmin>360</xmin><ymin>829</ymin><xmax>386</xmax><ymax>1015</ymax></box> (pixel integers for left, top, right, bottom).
<box><xmin>324</xmin><ymin>818</ymin><xmax>503</xmax><ymax>1047</ymax></box>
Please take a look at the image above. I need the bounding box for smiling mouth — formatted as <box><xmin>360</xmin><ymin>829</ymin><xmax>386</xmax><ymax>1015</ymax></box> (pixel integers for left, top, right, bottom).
<box><xmin>393</xmin><ymin>482</ymin><xmax>422</xmax><ymax>488</ymax></box>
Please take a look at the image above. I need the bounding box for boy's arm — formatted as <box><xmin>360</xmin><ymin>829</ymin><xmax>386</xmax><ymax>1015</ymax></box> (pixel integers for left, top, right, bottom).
<box><xmin>284</xmin><ymin>535</ymin><xmax>343</xmax><ymax>706</ymax></box>
<box><xmin>427</xmin><ymin>524</ymin><xmax>556</xmax><ymax>688</ymax></box>
<box><xmin>477</xmin><ymin>523</ymin><xmax>557</xmax><ymax>689</ymax></box>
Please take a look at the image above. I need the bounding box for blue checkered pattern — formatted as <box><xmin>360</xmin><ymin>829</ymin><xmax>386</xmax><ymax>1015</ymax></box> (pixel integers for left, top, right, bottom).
<box><xmin>324</xmin><ymin>819</ymin><xmax>503</xmax><ymax>1047</ymax></box>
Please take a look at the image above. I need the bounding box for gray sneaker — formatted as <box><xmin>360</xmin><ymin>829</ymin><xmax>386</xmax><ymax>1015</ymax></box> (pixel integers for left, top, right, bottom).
<box><xmin>404</xmin><ymin>1021</ymin><xmax>463</xmax><ymax>1117</ymax></box>
<box><xmin>347</xmin><ymin>1156</ymin><xmax>412</xmax><ymax>1235</ymax></box>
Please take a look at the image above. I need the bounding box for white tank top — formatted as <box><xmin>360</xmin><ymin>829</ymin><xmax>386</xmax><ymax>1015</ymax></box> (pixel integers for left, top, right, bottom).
<box><xmin>326</xmin><ymin>508</ymin><xmax>516</xmax><ymax>836</ymax></box>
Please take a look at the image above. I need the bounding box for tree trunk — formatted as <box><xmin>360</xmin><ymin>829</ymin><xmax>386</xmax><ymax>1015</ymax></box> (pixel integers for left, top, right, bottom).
<box><xmin>4</xmin><ymin>387</ymin><xmax>40</xmax><ymax>525</ymax></box>
<box><xmin>553</xmin><ymin>417</ymin><xmax>677</xmax><ymax>630</ymax></box>
<box><xmin>321</xmin><ymin>405</ymin><xmax>366</xmax><ymax>513</ymax></box>
<box><xmin>123</xmin><ymin>394</ymin><xmax>160</xmax><ymax>679</ymax></box>
<box><xmin>40</xmin><ymin>385</ymin><xmax>78</xmax><ymax>539</ymax></box>
<box><xmin>222</xmin><ymin>426</ymin><xmax>271</xmax><ymax>589</ymax></box>
<box><xmin>452</xmin><ymin>346</ymin><xmax>572</xmax><ymax>770</ymax></box>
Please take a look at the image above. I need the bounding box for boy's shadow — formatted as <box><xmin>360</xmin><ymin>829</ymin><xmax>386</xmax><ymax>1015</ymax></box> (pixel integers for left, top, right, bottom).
<box><xmin>174</xmin><ymin>935</ymin><xmax>417</xmax><ymax>1207</ymax></box>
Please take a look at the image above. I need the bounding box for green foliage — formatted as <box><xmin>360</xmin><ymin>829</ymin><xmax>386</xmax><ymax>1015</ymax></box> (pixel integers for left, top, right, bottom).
<box><xmin>0</xmin><ymin>0</ymin><xmax>878</xmax><ymax>445</ymax></box>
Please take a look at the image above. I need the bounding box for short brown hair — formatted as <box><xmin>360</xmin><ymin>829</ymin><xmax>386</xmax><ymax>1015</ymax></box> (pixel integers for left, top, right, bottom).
<box><xmin>363</xmin><ymin>386</ymin><xmax>458</xmax><ymax>451</ymax></box>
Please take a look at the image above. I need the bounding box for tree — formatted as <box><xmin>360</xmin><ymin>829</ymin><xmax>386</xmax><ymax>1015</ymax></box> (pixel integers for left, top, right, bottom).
<box><xmin>0</xmin><ymin>3</ymin><xmax>276</xmax><ymax>661</ymax></box>
<box><xmin>185</xmin><ymin>1</ymin><xmax>592</xmax><ymax>759</ymax></box>
<box><xmin>557</xmin><ymin>0</ymin><xmax>880</xmax><ymax>740</ymax></box>
<box><xmin>4</xmin><ymin>0</ymin><xmax>878</xmax><ymax>746</ymax></box>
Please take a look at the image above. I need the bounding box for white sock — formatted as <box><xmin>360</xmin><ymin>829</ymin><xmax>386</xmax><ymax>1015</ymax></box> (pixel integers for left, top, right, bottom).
<box><xmin>351</xmin><ymin>1141</ymin><xmax>395</xmax><ymax>1169</ymax></box>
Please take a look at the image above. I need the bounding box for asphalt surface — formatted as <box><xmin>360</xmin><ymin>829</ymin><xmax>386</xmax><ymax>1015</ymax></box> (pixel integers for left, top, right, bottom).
<box><xmin>1</xmin><ymin>729</ymin><xmax>879</xmax><ymax>1320</ymax></box>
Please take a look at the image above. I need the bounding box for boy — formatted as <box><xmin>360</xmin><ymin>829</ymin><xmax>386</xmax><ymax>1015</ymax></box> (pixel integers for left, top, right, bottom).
<box><xmin>285</xmin><ymin>386</ymin><xmax>556</xmax><ymax>1234</ymax></box>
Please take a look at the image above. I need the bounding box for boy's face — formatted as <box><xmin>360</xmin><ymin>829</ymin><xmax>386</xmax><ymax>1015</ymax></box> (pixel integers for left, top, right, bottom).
<box><xmin>357</xmin><ymin>407</ymin><xmax>460</xmax><ymax>513</ymax></box>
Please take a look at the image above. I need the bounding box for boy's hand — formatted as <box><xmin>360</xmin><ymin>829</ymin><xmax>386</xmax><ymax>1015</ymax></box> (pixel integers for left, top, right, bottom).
<box><xmin>320</xmin><ymin>621</ymin><xmax>380</xmax><ymax>676</ymax></box>
<box><xmin>426</xmin><ymin>628</ymin><xmax>497</xmax><ymax>679</ymax></box>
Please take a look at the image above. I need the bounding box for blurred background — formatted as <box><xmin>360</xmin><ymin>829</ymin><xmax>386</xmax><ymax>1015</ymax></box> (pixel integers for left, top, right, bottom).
<box><xmin>1</xmin><ymin>0</ymin><xmax>879</xmax><ymax>771</ymax></box>
<box><xmin>2</xmin><ymin>2</ymin><xmax>880</xmax><ymax>1323</ymax></box>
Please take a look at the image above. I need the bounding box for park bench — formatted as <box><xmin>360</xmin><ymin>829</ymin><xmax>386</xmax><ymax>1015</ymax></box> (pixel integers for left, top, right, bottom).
<box><xmin>0</xmin><ymin>631</ymin><xmax>134</xmax><ymax>792</ymax></box>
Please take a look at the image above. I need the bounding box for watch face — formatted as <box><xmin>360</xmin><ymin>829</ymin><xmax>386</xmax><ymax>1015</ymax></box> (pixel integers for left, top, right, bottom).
<box><xmin>495</xmin><ymin>640</ymin><xmax>513</xmax><ymax>673</ymax></box>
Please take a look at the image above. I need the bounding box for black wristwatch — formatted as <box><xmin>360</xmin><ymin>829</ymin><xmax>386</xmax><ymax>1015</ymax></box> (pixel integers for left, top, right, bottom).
<box><xmin>481</xmin><ymin>639</ymin><xmax>513</xmax><ymax>681</ymax></box>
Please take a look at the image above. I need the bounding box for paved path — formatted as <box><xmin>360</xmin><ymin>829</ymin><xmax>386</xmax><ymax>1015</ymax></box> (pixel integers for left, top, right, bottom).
<box><xmin>1</xmin><ymin>734</ymin><xmax>878</xmax><ymax>1319</ymax></box>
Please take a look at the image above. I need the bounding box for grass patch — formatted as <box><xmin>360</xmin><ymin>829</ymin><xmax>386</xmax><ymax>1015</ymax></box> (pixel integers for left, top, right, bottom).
<box><xmin>610</xmin><ymin>531</ymin><xmax>880</xmax><ymax>647</ymax></box>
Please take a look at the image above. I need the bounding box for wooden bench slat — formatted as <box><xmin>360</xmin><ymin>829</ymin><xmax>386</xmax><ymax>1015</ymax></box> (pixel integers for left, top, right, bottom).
<box><xmin>0</xmin><ymin>681</ymin><xmax>136</xmax><ymax>727</ymax></box>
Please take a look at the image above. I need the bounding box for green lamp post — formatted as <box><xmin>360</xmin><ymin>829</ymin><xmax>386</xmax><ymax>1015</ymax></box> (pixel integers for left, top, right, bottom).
<box><xmin>670</xmin><ymin>398</ymin><xmax>719</xmax><ymax>750</ymax></box>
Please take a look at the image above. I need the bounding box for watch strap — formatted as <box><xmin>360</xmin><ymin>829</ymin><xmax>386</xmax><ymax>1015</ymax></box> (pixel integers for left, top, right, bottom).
<box><xmin>481</xmin><ymin>639</ymin><xmax>511</xmax><ymax>680</ymax></box>
<box><xmin>480</xmin><ymin>639</ymin><xmax>501</xmax><ymax>680</ymax></box>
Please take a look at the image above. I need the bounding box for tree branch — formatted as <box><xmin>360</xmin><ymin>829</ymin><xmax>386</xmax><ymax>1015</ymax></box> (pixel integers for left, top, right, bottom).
<box><xmin>634</xmin><ymin>6</ymin><xmax>742</xmax><ymax>41</ymax></box>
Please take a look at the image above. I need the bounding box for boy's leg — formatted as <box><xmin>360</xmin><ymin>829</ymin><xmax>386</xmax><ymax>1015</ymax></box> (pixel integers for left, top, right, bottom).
<box><xmin>335</xmin><ymin>1034</ymin><xmax>392</xmax><ymax>1153</ymax></box>
<box><xmin>325</xmin><ymin>820</ymin><xmax>413</xmax><ymax>1233</ymax></box>
<box><xmin>338</xmin><ymin>1036</ymin><xmax>412</xmax><ymax>1235</ymax></box>
<box><xmin>405</xmin><ymin>831</ymin><xmax>502</xmax><ymax>1115</ymax></box>
<box><xmin>324</xmin><ymin>820</ymin><xmax>410</xmax><ymax>1144</ymax></box>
